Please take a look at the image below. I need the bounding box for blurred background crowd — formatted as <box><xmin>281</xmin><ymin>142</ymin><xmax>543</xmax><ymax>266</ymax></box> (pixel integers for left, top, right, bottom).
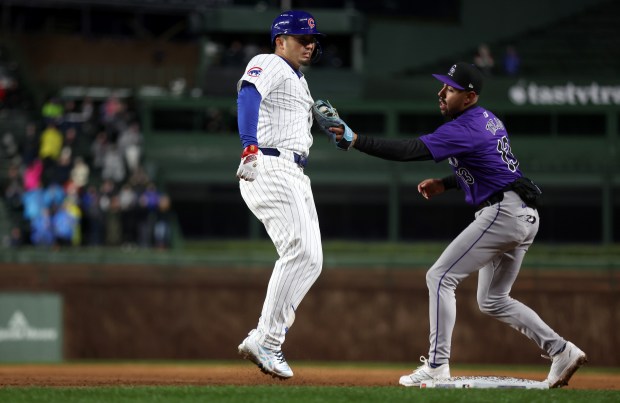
<box><xmin>1</xmin><ymin>0</ymin><xmax>619</xmax><ymax>250</ymax></box>
<box><xmin>1</xmin><ymin>88</ymin><xmax>172</xmax><ymax>249</ymax></box>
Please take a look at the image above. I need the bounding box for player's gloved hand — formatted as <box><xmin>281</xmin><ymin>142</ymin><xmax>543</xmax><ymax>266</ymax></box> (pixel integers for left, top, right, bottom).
<box><xmin>312</xmin><ymin>99</ymin><xmax>355</xmax><ymax>151</ymax></box>
<box><xmin>335</xmin><ymin>123</ymin><xmax>354</xmax><ymax>150</ymax></box>
<box><xmin>236</xmin><ymin>145</ymin><xmax>261</xmax><ymax>182</ymax></box>
<box><xmin>329</xmin><ymin>125</ymin><xmax>356</xmax><ymax>150</ymax></box>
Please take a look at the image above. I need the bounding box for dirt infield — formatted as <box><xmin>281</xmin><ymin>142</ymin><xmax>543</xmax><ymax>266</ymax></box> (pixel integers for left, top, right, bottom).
<box><xmin>0</xmin><ymin>363</ymin><xmax>617</xmax><ymax>389</ymax></box>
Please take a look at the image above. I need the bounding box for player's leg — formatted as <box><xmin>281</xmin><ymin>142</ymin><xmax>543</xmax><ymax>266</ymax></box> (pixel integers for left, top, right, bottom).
<box><xmin>255</xmin><ymin>171</ymin><xmax>322</xmax><ymax>348</ymax></box>
<box><xmin>425</xmin><ymin>203</ymin><xmax>513</xmax><ymax>367</ymax></box>
<box><xmin>238</xmin><ymin>157</ymin><xmax>322</xmax><ymax>378</ymax></box>
<box><xmin>477</xmin><ymin>248</ymin><xmax>589</xmax><ymax>388</ymax></box>
<box><xmin>400</xmin><ymin>202</ymin><xmax>513</xmax><ymax>386</ymax></box>
<box><xmin>477</xmin><ymin>250</ymin><xmax>567</xmax><ymax>356</ymax></box>
<box><xmin>475</xmin><ymin>192</ymin><xmax>566</xmax><ymax>352</ymax></box>
<box><xmin>476</xmin><ymin>194</ymin><xmax>586</xmax><ymax>387</ymax></box>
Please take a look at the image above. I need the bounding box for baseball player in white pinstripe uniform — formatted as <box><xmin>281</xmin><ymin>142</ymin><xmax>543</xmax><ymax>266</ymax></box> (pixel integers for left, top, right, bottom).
<box><xmin>235</xmin><ymin>10</ymin><xmax>325</xmax><ymax>379</ymax></box>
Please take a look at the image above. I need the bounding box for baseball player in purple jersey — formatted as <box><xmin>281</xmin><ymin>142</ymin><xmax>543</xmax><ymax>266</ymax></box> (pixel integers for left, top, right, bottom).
<box><xmin>235</xmin><ymin>10</ymin><xmax>325</xmax><ymax>380</ymax></box>
<box><xmin>331</xmin><ymin>62</ymin><xmax>587</xmax><ymax>388</ymax></box>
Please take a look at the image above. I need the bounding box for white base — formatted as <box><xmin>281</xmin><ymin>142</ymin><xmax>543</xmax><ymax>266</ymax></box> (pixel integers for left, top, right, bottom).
<box><xmin>420</xmin><ymin>376</ymin><xmax>549</xmax><ymax>389</ymax></box>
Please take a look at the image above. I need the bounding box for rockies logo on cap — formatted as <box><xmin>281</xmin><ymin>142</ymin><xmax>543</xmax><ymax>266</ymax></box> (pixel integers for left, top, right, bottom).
<box><xmin>433</xmin><ymin>62</ymin><xmax>483</xmax><ymax>94</ymax></box>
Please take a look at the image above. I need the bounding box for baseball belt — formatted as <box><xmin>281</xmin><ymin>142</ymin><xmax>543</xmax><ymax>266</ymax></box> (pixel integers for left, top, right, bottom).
<box><xmin>260</xmin><ymin>148</ymin><xmax>308</xmax><ymax>168</ymax></box>
<box><xmin>477</xmin><ymin>177</ymin><xmax>542</xmax><ymax>211</ymax></box>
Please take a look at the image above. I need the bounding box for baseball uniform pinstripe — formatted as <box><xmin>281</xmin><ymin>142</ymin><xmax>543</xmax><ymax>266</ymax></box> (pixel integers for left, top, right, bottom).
<box><xmin>238</xmin><ymin>53</ymin><xmax>322</xmax><ymax>349</ymax></box>
<box><xmin>237</xmin><ymin>54</ymin><xmax>314</xmax><ymax>155</ymax></box>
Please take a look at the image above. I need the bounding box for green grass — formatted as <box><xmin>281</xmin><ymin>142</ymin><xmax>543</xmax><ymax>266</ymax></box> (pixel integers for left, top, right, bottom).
<box><xmin>2</xmin><ymin>240</ymin><xmax>620</xmax><ymax>269</ymax></box>
<box><xmin>0</xmin><ymin>386</ymin><xmax>618</xmax><ymax>403</ymax></box>
<box><xmin>181</xmin><ymin>240</ymin><xmax>620</xmax><ymax>269</ymax></box>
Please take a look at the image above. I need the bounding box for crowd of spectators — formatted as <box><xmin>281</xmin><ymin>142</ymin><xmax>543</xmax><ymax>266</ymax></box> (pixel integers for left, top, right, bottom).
<box><xmin>473</xmin><ymin>43</ymin><xmax>522</xmax><ymax>77</ymax></box>
<box><xmin>205</xmin><ymin>38</ymin><xmax>346</xmax><ymax>70</ymax></box>
<box><xmin>1</xmin><ymin>94</ymin><xmax>173</xmax><ymax>250</ymax></box>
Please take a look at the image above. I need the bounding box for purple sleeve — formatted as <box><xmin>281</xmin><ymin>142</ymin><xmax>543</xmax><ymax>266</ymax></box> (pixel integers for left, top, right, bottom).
<box><xmin>419</xmin><ymin>121</ymin><xmax>474</xmax><ymax>162</ymax></box>
<box><xmin>237</xmin><ymin>82</ymin><xmax>261</xmax><ymax>148</ymax></box>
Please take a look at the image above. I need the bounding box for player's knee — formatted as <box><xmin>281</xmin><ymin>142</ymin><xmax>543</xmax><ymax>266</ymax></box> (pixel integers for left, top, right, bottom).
<box><xmin>426</xmin><ymin>268</ymin><xmax>441</xmax><ymax>289</ymax></box>
<box><xmin>300</xmin><ymin>245</ymin><xmax>322</xmax><ymax>276</ymax></box>
<box><xmin>477</xmin><ymin>297</ymin><xmax>502</xmax><ymax>316</ymax></box>
<box><xmin>309</xmin><ymin>251</ymin><xmax>323</xmax><ymax>274</ymax></box>
<box><xmin>426</xmin><ymin>266</ymin><xmax>458</xmax><ymax>290</ymax></box>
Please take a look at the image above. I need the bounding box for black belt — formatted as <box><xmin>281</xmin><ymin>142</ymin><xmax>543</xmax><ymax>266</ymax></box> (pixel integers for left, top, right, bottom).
<box><xmin>477</xmin><ymin>191</ymin><xmax>505</xmax><ymax>210</ymax></box>
<box><xmin>260</xmin><ymin>148</ymin><xmax>308</xmax><ymax>168</ymax></box>
<box><xmin>477</xmin><ymin>178</ymin><xmax>540</xmax><ymax>211</ymax></box>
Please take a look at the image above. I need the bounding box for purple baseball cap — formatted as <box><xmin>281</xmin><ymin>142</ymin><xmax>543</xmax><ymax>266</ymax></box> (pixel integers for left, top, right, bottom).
<box><xmin>432</xmin><ymin>62</ymin><xmax>483</xmax><ymax>94</ymax></box>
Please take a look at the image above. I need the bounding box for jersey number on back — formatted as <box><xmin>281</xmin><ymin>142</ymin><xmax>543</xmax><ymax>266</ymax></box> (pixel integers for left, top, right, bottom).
<box><xmin>497</xmin><ymin>136</ymin><xmax>519</xmax><ymax>172</ymax></box>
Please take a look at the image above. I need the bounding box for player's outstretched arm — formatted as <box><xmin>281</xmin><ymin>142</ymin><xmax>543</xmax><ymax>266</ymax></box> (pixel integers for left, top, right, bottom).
<box><xmin>316</xmin><ymin>99</ymin><xmax>433</xmax><ymax>161</ymax></box>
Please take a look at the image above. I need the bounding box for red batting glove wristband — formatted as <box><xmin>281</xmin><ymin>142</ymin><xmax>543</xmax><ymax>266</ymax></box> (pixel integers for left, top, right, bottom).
<box><xmin>241</xmin><ymin>145</ymin><xmax>259</xmax><ymax>158</ymax></box>
<box><xmin>236</xmin><ymin>144</ymin><xmax>260</xmax><ymax>181</ymax></box>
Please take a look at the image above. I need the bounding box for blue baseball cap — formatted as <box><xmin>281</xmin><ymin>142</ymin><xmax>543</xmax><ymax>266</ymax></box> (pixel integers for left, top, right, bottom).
<box><xmin>432</xmin><ymin>62</ymin><xmax>483</xmax><ymax>94</ymax></box>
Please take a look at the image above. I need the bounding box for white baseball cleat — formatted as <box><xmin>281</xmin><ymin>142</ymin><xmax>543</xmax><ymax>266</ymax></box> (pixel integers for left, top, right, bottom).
<box><xmin>544</xmin><ymin>341</ymin><xmax>588</xmax><ymax>388</ymax></box>
<box><xmin>399</xmin><ymin>356</ymin><xmax>451</xmax><ymax>387</ymax></box>
<box><xmin>238</xmin><ymin>330</ymin><xmax>293</xmax><ymax>380</ymax></box>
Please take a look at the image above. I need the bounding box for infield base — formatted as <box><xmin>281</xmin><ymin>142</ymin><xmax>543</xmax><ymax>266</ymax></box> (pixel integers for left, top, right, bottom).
<box><xmin>420</xmin><ymin>376</ymin><xmax>549</xmax><ymax>389</ymax></box>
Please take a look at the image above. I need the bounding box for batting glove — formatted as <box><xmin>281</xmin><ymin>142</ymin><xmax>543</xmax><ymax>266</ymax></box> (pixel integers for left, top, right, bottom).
<box><xmin>236</xmin><ymin>145</ymin><xmax>261</xmax><ymax>182</ymax></box>
<box><xmin>336</xmin><ymin>123</ymin><xmax>354</xmax><ymax>151</ymax></box>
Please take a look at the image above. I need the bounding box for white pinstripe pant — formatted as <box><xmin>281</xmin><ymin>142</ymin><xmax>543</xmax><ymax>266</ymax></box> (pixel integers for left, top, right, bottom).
<box><xmin>240</xmin><ymin>153</ymin><xmax>323</xmax><ymax>348</ymax></box>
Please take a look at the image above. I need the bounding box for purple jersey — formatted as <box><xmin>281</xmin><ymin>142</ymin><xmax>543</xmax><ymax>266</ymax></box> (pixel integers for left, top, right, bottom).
<box><xmin>419</xmin><ymin>105</ymin><xmax>522</xmax><ymax>206</ymax></box>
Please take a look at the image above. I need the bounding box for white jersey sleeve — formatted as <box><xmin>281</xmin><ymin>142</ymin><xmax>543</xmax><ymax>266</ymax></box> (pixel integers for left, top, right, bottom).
<box><xmin>237</xmin><ymin>54</ymin><xmax>285</xmax><ymax>96</ymax></box>
<box><xmin>237</xmin><ymin>54</ymin><xmax>314</xmax><ymax>156</ymax></box>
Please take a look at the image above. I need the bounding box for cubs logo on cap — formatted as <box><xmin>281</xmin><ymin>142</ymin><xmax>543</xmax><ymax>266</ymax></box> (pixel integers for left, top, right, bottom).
<box><xmin>270</xmin><ymin>10</ymin><xmax>324</xmax><ymax>46</ymax></box>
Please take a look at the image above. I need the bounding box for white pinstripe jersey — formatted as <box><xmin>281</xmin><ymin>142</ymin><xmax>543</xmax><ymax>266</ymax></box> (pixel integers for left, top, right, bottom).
<box><xmin>237</xmin><ymin>54</ymin><xmax>314</xmax><ymax>156</ymax></box>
